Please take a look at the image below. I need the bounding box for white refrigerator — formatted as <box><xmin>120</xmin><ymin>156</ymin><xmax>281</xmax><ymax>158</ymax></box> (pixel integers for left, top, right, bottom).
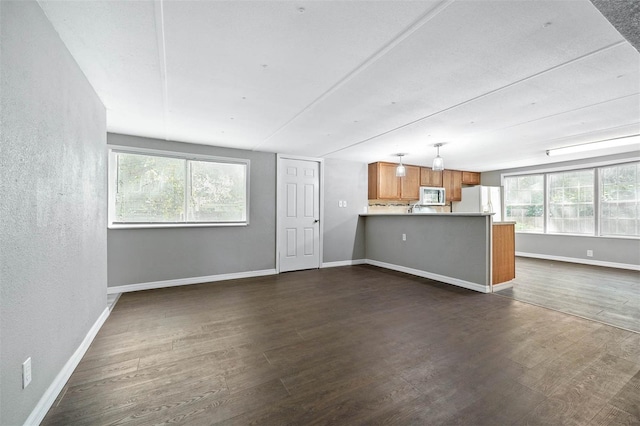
<box><xmin>452</xmin><ymin>186</ymin><xmax>502</xmax><ymax>222</ymax></box>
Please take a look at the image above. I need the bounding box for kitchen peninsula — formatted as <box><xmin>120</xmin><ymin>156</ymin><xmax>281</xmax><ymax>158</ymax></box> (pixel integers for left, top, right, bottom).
<box><xmin>361</xmin><ymin>212</ymin><xmax>515</xmax><ymax>293</ymax></box>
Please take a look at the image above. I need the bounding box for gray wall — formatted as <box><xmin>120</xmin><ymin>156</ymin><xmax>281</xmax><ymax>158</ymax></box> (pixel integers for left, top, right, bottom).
<box><xmin>323</xmin><ymin>159</ymin><xmax>368</xmax><ymax>263</ymax></box>
<box><xmin>0</xmin><ymin>2</ymin><xmax>108</xmax><ymax>424</ymax></box>
<box><xmin>107</xmin><ymin>134</ymin><xmax>277</xmax><ymax>287</ymax></box>
<box><xmin>364</xmin><ymin>215</ymin><xmax>490</xmax><ymax>285</ymax></box>
<box><xmin>482</xmin><ymin>151</ymin><xmax>640</xmax><ymax>267</ymax></box>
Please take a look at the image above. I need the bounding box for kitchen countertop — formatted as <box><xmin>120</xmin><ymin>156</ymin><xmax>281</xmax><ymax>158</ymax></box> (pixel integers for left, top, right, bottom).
<box><xmin>360</xmin><ymin>212</ymin><xmax>494</xmax><ymax>217</ymax></box>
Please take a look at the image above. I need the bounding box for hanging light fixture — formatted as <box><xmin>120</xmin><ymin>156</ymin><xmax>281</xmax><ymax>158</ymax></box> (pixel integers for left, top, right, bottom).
<box><xmin>432</xmin><ymin>143</ymin><xmax>444</xmax><ymax>171</ymax></box>
<box><xmin>395</xmin><ymin>153</ymin><xmax>406</xmax><ymax>177</ymax></box>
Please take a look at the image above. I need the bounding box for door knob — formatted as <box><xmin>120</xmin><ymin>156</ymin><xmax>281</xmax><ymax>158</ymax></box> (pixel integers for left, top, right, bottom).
<box><xmin>314</xmin><ymin>219</ymin><xmax>319</xmax><ymax>223</ymax></box>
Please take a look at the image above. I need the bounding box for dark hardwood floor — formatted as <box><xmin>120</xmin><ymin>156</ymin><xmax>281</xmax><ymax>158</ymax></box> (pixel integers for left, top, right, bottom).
<box><xmin>496</xmin><ymin>257</ymin><xmax>640</xmax><ymax>333</ymax></box>
<box><xmin>43</xmin><ymin>265</ymin><xmax>640</xmax><ymax>425</ymax></box>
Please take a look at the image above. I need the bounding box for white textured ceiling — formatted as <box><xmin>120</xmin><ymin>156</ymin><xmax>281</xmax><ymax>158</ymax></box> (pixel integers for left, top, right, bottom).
<box><xmin>39</xmin><ymin>0</ymin><xmax>639</xmax><ymax>171</ymax></box>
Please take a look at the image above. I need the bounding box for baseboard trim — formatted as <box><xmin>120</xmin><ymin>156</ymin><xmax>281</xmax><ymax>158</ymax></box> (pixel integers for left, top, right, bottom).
<box><xmin>107</xmin><ymin>269</ymin><xmax>278</xmax><ymax>294</ymax></box>
<box><xmin>364</xmin><ymin>259</ymin><xmax>490</xmax><ymax>293</ymax></box>
<box><xmin>321</xmin><ymin>259</ymin><xmax>366</xmax><ymax>268</ymax></box>
<box><xmin>24</xmin><ymin>306</ymin><xmax>110</xmax><ymax>426</ymax></box>
<box><xmin>492</xmin><ymin>281</ymin><xmax>514</xmax><ymax>292</ymax></box>
<box><xmin>515</xmin><ymin>252</ymin><xmax>640</xmax><ymax>271</ymax></box>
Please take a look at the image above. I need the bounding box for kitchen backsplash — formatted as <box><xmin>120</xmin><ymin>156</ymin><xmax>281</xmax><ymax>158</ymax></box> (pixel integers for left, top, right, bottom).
<box><xmin>367</xmin><ymin>202</ymin><xmax>451</xmax><ymax>214</ymax></box>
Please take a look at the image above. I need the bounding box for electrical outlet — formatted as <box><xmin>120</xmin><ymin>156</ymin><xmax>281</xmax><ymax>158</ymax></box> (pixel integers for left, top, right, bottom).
<box><xmin>343</xmin><ymin>200</ymin><xmax>347</xmax><ymax>208</ymax></box>
<box><xmin>338</xmin><ymin>200</ymin><xmax>343</xmax><ymax>208</ymax></box>
<box><xmin>587</xmin><ymin>250</ymin><xmax>593</xmax><ymax>257</ymax></box>
<box><xmin>23</xmin><ymin>357</ymin><xmax>32</xmax><ymax>389</ymax></box>
<box><xmin>402</xmin><ymin>233</ymin><xmax>406</xmax><ymax>241</ymax></box>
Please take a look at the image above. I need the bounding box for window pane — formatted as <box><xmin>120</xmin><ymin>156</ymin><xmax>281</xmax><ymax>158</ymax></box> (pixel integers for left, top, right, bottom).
<box><xmin>504</xmin><ymin>174</ymin><xmax>544</xmax><ymax>232</ymax></box>
<box><xmin>189</xmin><ymin>161</ymin><xmax>247</xmax><ymax>222</ymax></box>
<box><xmin>547</xmin><ymin>169</ymin><xmax>594</xmax><ymax>235</ymax></box>
<box><xmin>600</xmin><ymin>162</ymin><xmax>639</xmax><ymax>237</ymax></box>
<box><xmin>115</xmin><ymin>153</ymin><xmax>185</xmax><ymax>222</ymax></box>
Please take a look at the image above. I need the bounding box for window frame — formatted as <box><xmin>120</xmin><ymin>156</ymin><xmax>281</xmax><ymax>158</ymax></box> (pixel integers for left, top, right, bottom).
<box><xmin>503</xmin><ymin>173</ymin><xmax>545</xmax><ymax>233</ymax></box>
<box><xmin>501</xmin><ymin>157</ymin><xmax>640</xmax><ymax>240</ymax></box>
<box><xmin>107</xmin><ymin>145</ymin><xmax>250</xmax><ymax>229</ymax></box>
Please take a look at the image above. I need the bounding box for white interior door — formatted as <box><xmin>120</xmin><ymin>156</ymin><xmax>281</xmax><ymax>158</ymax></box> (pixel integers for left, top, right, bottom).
<box><xmin>279</xmin><ymin>158</ymin><xmax>320</xmax><ymax>272</ymax></box>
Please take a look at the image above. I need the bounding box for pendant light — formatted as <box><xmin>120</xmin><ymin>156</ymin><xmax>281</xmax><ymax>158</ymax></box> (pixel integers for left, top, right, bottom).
<box><xmin>395</xmin><ymin>153</ymin><xmax>406</xmax><ymax>177</ymax></box>
<box><xmin>432</xmin><ymin>143</ymin><xmax>444</xmax><ymax>171</ymax></box>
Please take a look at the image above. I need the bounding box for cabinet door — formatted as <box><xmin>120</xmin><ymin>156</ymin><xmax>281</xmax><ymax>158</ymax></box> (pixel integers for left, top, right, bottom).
<box><xmin>462</xmin><ymin>171</ymin><xmax>481</xmax><ymax>185</ymax></box>
<box><xmin>378</xmin><ymin>162</ymin><xmax>401</xmax><ymax>199</ymax></box>
<box><xmin>443</xmin><ymin>170</ymin><xmax>462</xmax><ymax>202</ymax></box>
<box><xmin>401</xmin><ymin>166</ymin><xmax>420</xmax><ymax>200</ymax></box>
<box><xmin>420</xmin><ymin>167</ymin><xmax>443</xmax><ymax>187</ymax></box>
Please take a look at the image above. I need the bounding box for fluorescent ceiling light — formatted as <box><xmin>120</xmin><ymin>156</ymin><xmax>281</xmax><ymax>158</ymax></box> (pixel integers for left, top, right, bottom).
<box><xmin>546</xmin><ymin>135</ymin><xmax>640</xmax><ymax>156</ymax></box>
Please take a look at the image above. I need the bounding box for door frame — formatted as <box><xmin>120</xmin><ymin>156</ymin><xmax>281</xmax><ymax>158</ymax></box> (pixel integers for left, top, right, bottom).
<box><xmin>276</xmin><ymin>154</ymin><xmax>324</xmax><ymax>274</ymax></box>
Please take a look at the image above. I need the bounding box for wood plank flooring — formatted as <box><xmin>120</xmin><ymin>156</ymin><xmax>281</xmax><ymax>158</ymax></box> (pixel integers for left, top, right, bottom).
<box><xmin>496</xmin><ymin>257</ymin><xmax>640</xmax><ymax>332</ymax></box>
<box><xmin>42</xmin><ymin>265</ymin><xmax>640</xmax><ymax>425</ymax></box>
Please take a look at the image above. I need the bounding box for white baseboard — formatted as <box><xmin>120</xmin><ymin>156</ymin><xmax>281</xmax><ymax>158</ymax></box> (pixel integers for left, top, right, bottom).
<box><xmin>321</xmin><ymin>259</ymin><xmax>366</xmax><ymax>268</ymax></box>
<box><xmin>107</xmin><ymin>269</ymin><xmax>278</xmax><ymax>294</ymax></box>
<box><xmin>107</xmin><ymin>293</ymin><xmax>121</xmax><ymax>312</ymax></box>
<box><xmin>515</xmin><ymin>252</ymin><xmax>640</xmax><ymax>271</ymax></box>
<box><xmin>25</xmin><ymin>306</ymin><xmax>110</xmax><ymax>426</ymax></box>
<box><xmin>492</xmin><ymin>281</ymin><xmax>514</xmax><ymax>292</ymax></box>
<box><xmin>364</xmin><ymin>259</ymin><xmax>490</xmax><ymax>294</ymax></box>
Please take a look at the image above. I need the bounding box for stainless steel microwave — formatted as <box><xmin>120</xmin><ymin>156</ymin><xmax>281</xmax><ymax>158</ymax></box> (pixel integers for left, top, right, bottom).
<box><xmin>419</xmin><ymin>186</ymin><xmax>446</xmax><ymax>205</ymax></box>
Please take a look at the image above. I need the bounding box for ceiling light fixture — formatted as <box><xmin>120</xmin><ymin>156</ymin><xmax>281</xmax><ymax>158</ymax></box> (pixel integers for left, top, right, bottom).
<box><xmin>395</xmin><ymin>153</ymin><xmax>407</xmax><ymax>177</ymax></box>
<box><xmin>432</xmin><ymin>144</ymin><xmax>444</xmax><ymax>171</ymax></box>
<box><xmin>546</xmin><ymin>135</ymin><xmax>640</xmax><ymax>156</ymax></box>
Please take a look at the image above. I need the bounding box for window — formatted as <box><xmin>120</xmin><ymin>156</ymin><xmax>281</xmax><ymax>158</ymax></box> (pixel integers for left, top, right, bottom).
<box><xmin>547</xmin><ymin>170</ymin><xmax>594</xmax><ymax>235</ymax></box>
<box><xmin>600</xmin><ymin>163</ymin><xmax>639</xmax><ymax>237</ymax></box>
<box><xmin>503</xmin><ymin>160</ymin><xmax>639</xmax><ymax>238</ymax></box>
<box><xmin>109</xmin><ymin>148</ymin><xmax>249</xmax><ymax>227</ymax></box>
<box><xmin>504</xmin><ymin>174</ymin><xmax>544</xmax><ymax>232</ymax></box>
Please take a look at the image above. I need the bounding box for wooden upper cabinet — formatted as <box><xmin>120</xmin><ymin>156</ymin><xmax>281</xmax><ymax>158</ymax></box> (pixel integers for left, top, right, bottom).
<box><xmin>462</xmin><ymin>171</ymin><xmax>481</xmax><ymax>185</ymax></box>
<box><xmin>368</xmin><ymin>162</ymin><xmax>400</xmax><ymax>199</ymax></box>
<box><xmin>420</xmin><ymin>167</ymin><xmax>443</xmax><ymax>187</ymax></box>
<box><xmin>443</xmin><ymin>170</ymin><xmax>463</xmax><ymax>202</ymax></box>
<box><xmin>368</xmin><ymin>162</ymin><xmax>420</xmax><ymax>201</ymax></box>
<box><xmin>401</xmin><ymin>166</ymin><xmax>420</xmax><ymax>200</ymax></box>
<box><xmin>370</xmin><ymin>162</ymin><xmax>476</xmax><ymax>202</ymax></box>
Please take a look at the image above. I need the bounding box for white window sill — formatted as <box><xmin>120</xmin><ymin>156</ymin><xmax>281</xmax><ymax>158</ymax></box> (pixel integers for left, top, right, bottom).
<box><xmin>108</xmin><ymin>222</ymin><xmax>248</xmax><ymax>229</ymax></box>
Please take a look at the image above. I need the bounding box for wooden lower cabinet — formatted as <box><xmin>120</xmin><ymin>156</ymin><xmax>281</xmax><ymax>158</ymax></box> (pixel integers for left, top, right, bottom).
<box><xmin>492</xmin><ymin>223</ymin><xmax>515</xmax><ymax>284</ymax></box>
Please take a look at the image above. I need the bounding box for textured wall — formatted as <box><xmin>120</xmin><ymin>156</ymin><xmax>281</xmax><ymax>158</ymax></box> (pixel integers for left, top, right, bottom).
<box><xmin>590</xmin><ymin>0</ymin><xmax>640</xmax><ymax>53</ymax></box>
<box><xmin>481</xmin><ymin>151</ymin><xmax>640</xmax><ymax>267</ymax></box>
<box><xmin>0</xmin><ymin>2</ymin><xmax>107</xmax><ymax>425</ymax></box>
<box><xmin>107</xmin><ymin>134</ymin><xmax>277</xmax><ymax>287</ymax></box>
<box><xmin>364</xmin><ymin>215</ymin><xmax>490</xmax><ymax>285</ymax></box>
<box><xmin>323</xmin><ymin>159</ymin><xmax>368</xmax><ymax>263</ymax></box>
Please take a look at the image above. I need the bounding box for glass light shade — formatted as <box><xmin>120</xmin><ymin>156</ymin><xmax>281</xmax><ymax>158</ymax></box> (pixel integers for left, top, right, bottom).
<box><xmin>396</xmin><ymin>164</ymin><xmax>406</xmax><ymax>177</ymax></box>
<box><xmin>432</xmin><ymin>156</ymin><xmax>444</xmax><ymax>171</ymax></box>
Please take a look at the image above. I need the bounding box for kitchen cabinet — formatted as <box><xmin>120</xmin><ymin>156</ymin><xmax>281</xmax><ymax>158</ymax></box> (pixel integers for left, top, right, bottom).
<box><xmin>368</xmin><ymin>162</ymin><xmax>420</xmax><ymax>201</ymax></box>
<box><xmin>369</xmin><ymin>162</ymin><xmax>399</xmax><ymax>199</ymax></box>
<box><xmin>420</xmin><ymin>167</ymin><xmax>443</xmax><ymax>187</ymax></box>
<box><xmin>443</xmin><ymin>170</ymin><xmax>463</xmax><ymax>202</ymax></box>
<box><xmin>493</xmin><ymin>222</ymin><xmax>515</xmax><ymax>284</ymax></box>
<box><xmin>401</xmin><ymin>165</ymin><xmax>420</xmax><ymax>200</ymax></box>
<box><xmin>462</xmin><ymin>171</ymin><xmax>481</xmax><ymax>185</ymax></box>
